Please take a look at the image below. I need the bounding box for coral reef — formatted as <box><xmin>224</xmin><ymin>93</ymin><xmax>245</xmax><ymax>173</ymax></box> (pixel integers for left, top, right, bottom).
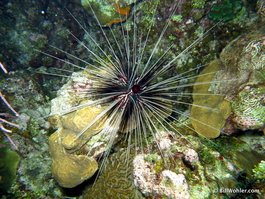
<box><xmin>49</xmin><ymin>129</ymin><xmax>98</xmax><ymax>188</ymax></box>
<box><xmin>48</xmin><ymin>1</ymin><xmax>265</xmax><ymax>198</ymax></box>
<box><xmin>82</xmin><ymin>148</ymin><xmax>144</xmax><ymax>199</ymax></box>
<box><xmin>0</xmin><ymin>69</ymin><xmax>61</xmax><ymax>198</ymax></box>
<box><xmin>48</xmin><ymin>71</ymin><xmax>122</xmax><ymax>188</ymax></box>
<box><xmin>219</xmin><ymin>29</ymin><xmax>265</xmax><ymax>133</ymax></box>
<box><xmin>191</xmin><ymin>28</ymin><xmax>265</xmax><ymax>137</ymax></box>
<box><xmin>130</xmin><ymin>129</ymin><xmax>265</xmax><ymax>198</ymax></box>
<box><xmin>190</xmin><ymin>59</ymin><xmax>231</xmax><ymax>138</ymax></box>
<box><xmin>0</xmin><ymin>0</ymin><xmax>264</xmax><ymax>198</ymax></box>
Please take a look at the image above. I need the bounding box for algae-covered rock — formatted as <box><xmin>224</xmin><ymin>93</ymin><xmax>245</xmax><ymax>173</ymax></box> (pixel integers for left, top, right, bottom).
<box><xmin>0</xmin><ymin>144</ymin><xmax>20</xmax><ymax>194</ymax></box>
<box><xmin>133</xmin><ymin>154</ymin><xmax>190</xmax><ymax>199</ymax></box>
<box><xmin>219</xmin><ymin>30</ymin><xmax>265</xmax><ymax>132</ymax></box>
<box><xmin>190</xmin><ymin>59</ymin><xmax>231</xmax><ymax>138</ymax></box>
<box><xmin>131</xmin><ymin>130</ymin><xmax>256</xmax><ymax>198</ymax></box>
<box><xmin>208</xmin><ymin>0</ymin><xmax>242</xmax><ymax>21</ymax></box>
<box><xmin>220</xmin><ymin>31</ymin><xmax>265</xmax><ymax>71</ymax></box>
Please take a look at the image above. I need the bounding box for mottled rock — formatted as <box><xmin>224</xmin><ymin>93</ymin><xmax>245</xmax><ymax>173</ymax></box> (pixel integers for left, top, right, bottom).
<box><xmin>183</xmin><ymin>148</ymin><xmax>199</xmax><ymax>163</ymax></box>
<box><xmin>133</xmin><ymin>154</ymin><xmax>190</xmax><ymax>199</ymax></box>
<box><xmin>231</xmin><ymin>85</ymin><xmax>265</xmax><ymax>130</ymax></box>
<box><xmin>219</xmin><ymin>30</ymin><xmax>265</xmax><ymax>133</ymax></box>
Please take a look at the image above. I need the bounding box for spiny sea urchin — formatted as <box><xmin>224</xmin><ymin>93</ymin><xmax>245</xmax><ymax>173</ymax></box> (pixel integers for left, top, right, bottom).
<box><xmin>43</xmin><ymin>0</ymin><xmax>251</xmax><ymax>197</ymax></box>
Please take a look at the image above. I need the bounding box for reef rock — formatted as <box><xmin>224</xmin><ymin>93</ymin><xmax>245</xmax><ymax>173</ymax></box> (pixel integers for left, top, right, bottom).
<box><xmin>133</xmin><ymin>154</ymin><xmax>190</xmax><ymax>199</ymax></box>
<box><xmin>131</xmin><ymin>130</ymin><xmax>250</xmax><ymax>198</ymax></box>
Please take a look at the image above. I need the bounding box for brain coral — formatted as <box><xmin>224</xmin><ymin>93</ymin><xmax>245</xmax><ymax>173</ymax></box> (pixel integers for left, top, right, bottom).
<box><xmin>82</xmin><ymin>148</ymin><xmax>144</xmax><ymax>199</ymax></box>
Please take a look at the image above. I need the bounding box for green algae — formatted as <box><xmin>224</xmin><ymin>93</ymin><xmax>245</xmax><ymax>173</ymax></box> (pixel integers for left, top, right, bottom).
<box><xmin>208</xmin><ymin>0</ymin><xmax>242</xmax><ymax>21</ymax></box>
<box><xmin>0</xmin><ymin>144</ymin><xmax>20</xmax><ymax>194</ymax></box>
<box><xmin>191</xmin><ymin>0</ymin><xmax>206</xmax><ymax>9</ymax></box>
<box><xmin>171</xmin><ymin>14</ymin><xmax>183</xmax><ymax>23</ymax></box>
<box><xmin>168</xmin><ymin>35</ymin><xmax>177</xmax><ymax>40</ymax></box>
<box><xmin>252</xmin><ymin>160</ymin><xmax>265</xmax><ymax>182</ymax></box>
<box><xmin>144</xmin><ymin>153</ymin><xmax>164</xmax><ymax>173</ymax></box>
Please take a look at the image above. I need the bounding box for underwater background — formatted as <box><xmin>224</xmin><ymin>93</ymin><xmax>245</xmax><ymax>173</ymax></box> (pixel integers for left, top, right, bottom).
<box><xmin>0</xmin><ymin>0</ymin><xmax>265</xmax><ymax>198</ymax></box>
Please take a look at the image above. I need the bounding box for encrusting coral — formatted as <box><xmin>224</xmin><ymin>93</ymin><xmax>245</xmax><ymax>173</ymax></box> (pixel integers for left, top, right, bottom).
<box><xmin>49</xmin><ymin>128</ymin><xmax>98</xmax><ymax>188</ymax></box>
<box><xmin>48</xmin><ymin>72</ymin><xmax>119</xmax><ymax>188</ymax></box>
<box><xmin>190</xmin><ymin>59</ymin><xmax>232</xmax><ymax>138</ymax></box>
<box><xmin>191</xmin><ymin>28</ymin><xmax>265</xmax><ymax>137</ymax></box>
